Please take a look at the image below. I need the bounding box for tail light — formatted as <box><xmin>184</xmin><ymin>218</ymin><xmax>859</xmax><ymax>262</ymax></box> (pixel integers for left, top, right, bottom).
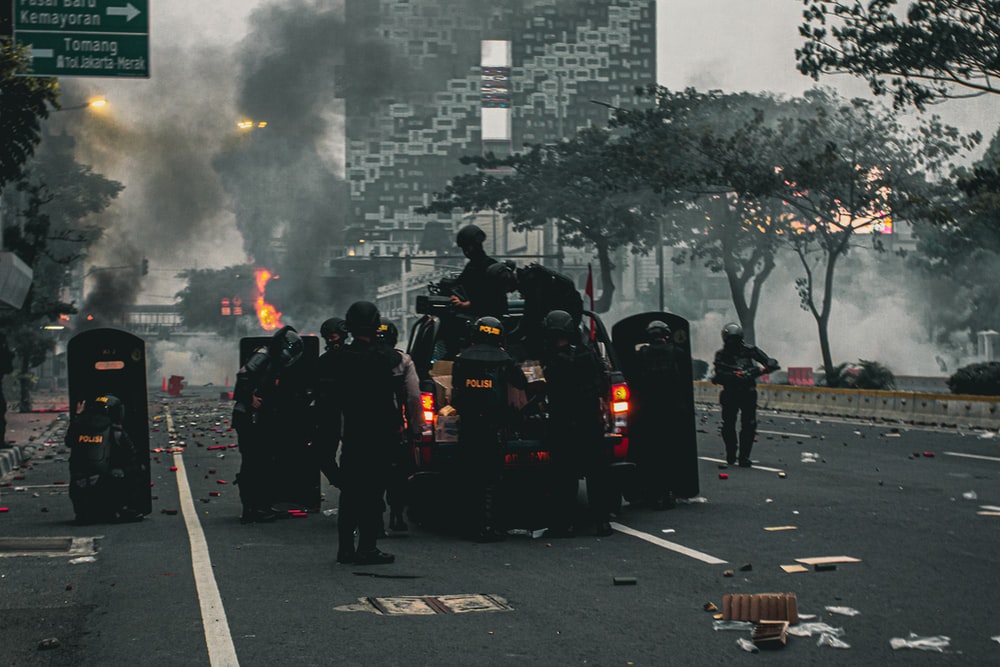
<box><xmin>420</xmin><ymin>391</ymin><xmax>436</xmax><ymax>426</ymax></box>
<box><xmin>611</xmin><ymin>382</ymin><xmax>629</xmax><ymax>435</ymax></box>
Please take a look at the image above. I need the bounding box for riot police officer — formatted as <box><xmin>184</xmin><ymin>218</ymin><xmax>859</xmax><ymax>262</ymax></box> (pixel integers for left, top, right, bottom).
<box><xmin>316</xmin><ymin>317</ymin><xmax>350</xmax><ymax>488</ymax></box>
<box><xmin>320</xmin><ymin>316</ymin><xmax>349</xmax><ymax>353</ymax></box>
<box><xmin>376</xmin><ymin>321</ymin><xmax>425</xmax><ymax>532</ymax></box>
<box><xmin>712</xmin><ymin>323</ymin><xmax>780</xmax><ymax>467</ymax></box>
<box><xmin>451</xmin><ymin>316</ymin><xmax>528</xmax><ymax>542</ymax></box>
<box><xmin>318</xmin><ymin>301</ymin><xmax>401</xmax><ymax>565</ymax></box>
<box><xmin>232</xmin><ymin>325</ymin><xmax>305</xmax><ymax>523</ymax></box>
<box><xmin>539</xmin><ymin>310</ymin><xmax>613</xmax><ymax>537</ymax></box>
<box><xmin>487</xmin><ymin>261</ymin><xmax>584</xmax><ymax>360</ymax></box>
<box><xmin>67</xmin><ymin>393</ymin><xmax>144</xmax><ymax>524</ymax></box>
<box><xmin>450</xmin><ymin>224</ymin><xmax>508</xmax><ymax>320</ymax></box>
<box><xmin>629</xmin><ymin>320</ymin><xmax>687</xmax><ymax>509</ymax></box>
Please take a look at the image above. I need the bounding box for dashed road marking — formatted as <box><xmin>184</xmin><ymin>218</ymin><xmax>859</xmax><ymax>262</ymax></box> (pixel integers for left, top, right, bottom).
<box><xmin>611</xmin><ymin>522</ymin><xmax>727</xmax><ymax>564</ymax></box>
<box><xmin>943</xmin><ymin>451</ymin><xmax>1000</xmax><ymax>463</ymax></box>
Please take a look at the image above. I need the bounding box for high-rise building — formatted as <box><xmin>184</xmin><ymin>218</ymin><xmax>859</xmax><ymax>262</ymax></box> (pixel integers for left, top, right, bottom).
<box><xmin>340</xmin><ymin>0</ymin><xmax>656</xmax><ymax>253</ymax></box>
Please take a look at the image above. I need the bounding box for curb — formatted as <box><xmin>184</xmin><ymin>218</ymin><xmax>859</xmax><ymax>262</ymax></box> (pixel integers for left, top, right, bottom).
<box><xmin>0</xmin><ymin>445</ymin><xmax>24</xmax><ymax>480</ymax></box>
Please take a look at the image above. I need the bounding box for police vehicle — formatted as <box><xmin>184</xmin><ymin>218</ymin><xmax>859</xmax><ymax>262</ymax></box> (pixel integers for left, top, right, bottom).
<box><xmin>404</xmin><ymin>277</ymin><xmax>633</xmax><ymax>526</ymax></box>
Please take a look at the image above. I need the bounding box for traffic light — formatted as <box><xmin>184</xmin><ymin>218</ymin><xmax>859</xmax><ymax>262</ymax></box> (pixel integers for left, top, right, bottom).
<box><xmin>141</xmin><ymin>257</ymin><xmax>149</xmax><ymax>275</ymax></box>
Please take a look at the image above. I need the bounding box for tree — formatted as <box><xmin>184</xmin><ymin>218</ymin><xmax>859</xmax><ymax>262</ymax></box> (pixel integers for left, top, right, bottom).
<box><xmin>907</xmin><ymin>127</ymin><xmax>1000</xmax><ymax>343</ymax></box>
<box><xmin>797</xmin><ymin>0</ymin><xmax>1000</xmax><ymax>109</ymax></box>
<box><xmin>612</xmin><ymin>88</ymin><xmax>794</xmax><ymax>343</ymax></box>
<box><xmin>0</xmin><ymin>133</ymin><xmax>122</xmax><ymax>410</ymax></box>
<box><xmin>420</xmin><ymin>126</ymin><xmax>663</xmax><ymax>312</ymax></box>
<box><xmin>775</xmin><ymin>89</ymin><xmax>964</xmax><ymax>377</ymax></box>
<box><xmin>0</xmin><ymin>40</ymin><xmax>59</xmax><ymax>187</ymax></box>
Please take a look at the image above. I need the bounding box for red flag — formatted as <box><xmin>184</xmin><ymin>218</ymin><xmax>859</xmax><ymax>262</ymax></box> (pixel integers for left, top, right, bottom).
<box><xmin>585</xmin><ymin>264</ymin><xmax>596</xmax><ymax>340</ymax></box>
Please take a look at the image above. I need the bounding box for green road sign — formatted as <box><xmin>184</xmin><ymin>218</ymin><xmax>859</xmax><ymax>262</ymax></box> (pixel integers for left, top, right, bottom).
<box><xmin>13</xmin><ymin>0</ymin><xmax>150</xmax><ymax>78</ymax></box>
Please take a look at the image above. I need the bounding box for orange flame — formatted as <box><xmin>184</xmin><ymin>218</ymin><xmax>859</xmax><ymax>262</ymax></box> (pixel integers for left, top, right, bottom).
<box><xmin>253</xmin><ymin>268</ymin><xmax>284</xmax><ymax>331</ymax></box>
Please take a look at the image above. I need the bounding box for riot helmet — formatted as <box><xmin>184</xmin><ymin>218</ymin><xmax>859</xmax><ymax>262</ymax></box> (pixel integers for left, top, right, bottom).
<box><xmin>345</xmin><ymin>300</ymin><xmax>381</xmax><ymax>336</ymax></box>
<box><xmin>320</xmin><ymin>316</ymin><xmax>348</xmax><ymax>350</ymax></box>
<box><xmin>542</xmin><ymin>309</ymin><xmax>578</xmax><ymax>343</ymax></box>
<box><xmin>455</xmin><ymin>224</ymin><xmax>486</xmax><ymax>249</ymax></box>
<box><xmin>87</xmin><ymin>393</ymin><xmax>124</xmax><ymax>423</ymax></box>
<box><xmin>377</xmin><ymin>321</ymin><xmax>399</xmax><ymax>347</ymax></box>
<box><xmin>722</xmin><ymin>323</ymin><xmax>744</xmax><ymax>345</ymax></box>
<box><xmin>471</xmin><ymin>316</ymin><xmax>503</xmax><ymax>346</ymax></box>
<box><xmin>271</xmin><ymin>325</ymin><xmax>303</xmax><ymax>366</ymax></box>
<box><xmin>646</xmin><ymin>320</ymin><xmax>671</xmax><ymax>342</ymax></box>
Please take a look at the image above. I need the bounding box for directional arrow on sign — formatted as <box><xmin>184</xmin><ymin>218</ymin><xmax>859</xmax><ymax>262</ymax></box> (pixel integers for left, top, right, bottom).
<box><xmin>30</xmin><ymin>48</ymin><xmax>54</xmax><ymax>59</ymax></box>
<box><xmin>107</xmin><ymin>3</ymin><xmax>142</xmax><ymax>22</ymax></box>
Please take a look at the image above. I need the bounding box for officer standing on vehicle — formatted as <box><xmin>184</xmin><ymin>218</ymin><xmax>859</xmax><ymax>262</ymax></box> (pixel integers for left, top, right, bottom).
<box><xmin>486</xmin><ymin>261</ymin><xmax>584</xmax><ymax>359</ymax></box>
<box><xmin>232</xmin><ymin>325</ymin><xmax>305</xmax><ymax>524</ymax></box>
<box><xmin>450</xmin><ymin>224</ymin><xmax>508</xmax><ymax>320</ymax></box>
<box><xmin>451</xmin><ymin>316</ymin><xmax>527</xmax><ymax>542</ymax></box>
<box><xmin>318</xmin><ymin>301</ymin><xmax>400</xmax><ymax>565</ymax></box>
<box><xmin>629</xmin><ymin>320</ymin><xmax>686</xmax><ymax>509</ymax></box>
<box><xmin>712</xmin><ymin>323</ymin><xmax>780</xmax><ymax>468</ymax></box>
<box><xmin>539</xmin><ymin>310</ymin><xmax>613</xmax><ymax>537</ymax></box>
<box><xmin>377</xmin><ymin>321</ymin><xmax>425</xmax><ymax>532</ymax></box>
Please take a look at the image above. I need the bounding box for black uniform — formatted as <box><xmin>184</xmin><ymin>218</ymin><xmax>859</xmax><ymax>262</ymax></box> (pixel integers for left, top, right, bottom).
<box><xmin>630</xmin><ymin>339</ymin><xmax>687</xmax><ymax>507</ymax></box>
<box><xmin>541</xmin><ymin>339</ymin><xmax>612</xmax><ymax>535</ymax></box>
<box><xmin>67</xmin><ymin>404</ymin><xmax>143</xmax><ymax>523</ymax></box>
<box><xmin>232</xmin><ymin>332</ymin><xmax>311</xmax><ymax>521</ymax></box>
<box><xmin>512</xmin><ymin>264</ymin><xmax>584</xmax><ymax>359</ymax></box>
<box><xmin>712</xmin><ymin>342</ymin><xmax>778</xmax><ymax>466</ymax></box>
<box><xmin>451</xmin><ymin>343</ymin><xmax>527</xmax><ymax>540</ymax></box>
<box><xmin>456</xmin><ymin>253</ymin><xmax>508</xmax><ymax>320</ymax></box>
<box><xmin>318</xmin><ymin>338</ymin><xmax>404</xmax><ymax>561</ymax></box>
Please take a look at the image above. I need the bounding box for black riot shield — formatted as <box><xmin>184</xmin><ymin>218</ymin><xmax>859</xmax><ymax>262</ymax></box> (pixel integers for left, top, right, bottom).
<box><xmin>67</xmin><ymin>328</ymin><xmax>152</xmax><ymax>515</ymax></box>
<box><xmin>612</xmin><ymin>312</ymin><xmax>699</xmax><ymax>499</ymax></box>
<box><xmin>237</xmin><ymin>334</ymin><xmax>322</xmax><ymax>510</ymax></box>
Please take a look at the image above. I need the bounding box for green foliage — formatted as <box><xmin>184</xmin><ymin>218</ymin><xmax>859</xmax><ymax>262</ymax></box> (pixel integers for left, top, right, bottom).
<box><xmin>0</xmin><ymin>40</ymin><xmax>60</xmax><ymax>187</ymax></box>
<box><xmin>908</xmin><ymin>128</ymin><xmax>1000</xmax><ymax>342</ymax></box>
<box><xmin>826</xmin><ymin>360</ymin><xmax>897</xmax><ymax>390</ymax></box>
<box><xmin>419</xmin><ymin>126</ymin><xmax>665</xmax><ymax>311</ymax></box>
<box><xmin>798</xmin><ymin>0</ymin><xmax>1000</xmax><ymax>109</ymax></box>
<box><xmin>947</xmin><ymin>362</ymin><xmax>1000</xmax><ymax>396</ymax></box>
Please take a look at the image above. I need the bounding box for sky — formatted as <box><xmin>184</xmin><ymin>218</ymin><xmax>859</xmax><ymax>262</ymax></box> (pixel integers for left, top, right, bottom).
<box><xmin>49</xmin><ymin>0</ymin><xmax>1000</xmax><ymax>379</ymax></box>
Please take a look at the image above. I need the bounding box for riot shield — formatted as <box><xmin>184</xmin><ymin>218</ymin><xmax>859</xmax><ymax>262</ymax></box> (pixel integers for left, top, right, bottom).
<box><xmin>67</xmin><ymin>328</ymin><xmax>152</xmax><ymax>515</ymax></box>
<box><xmin>236</xmin><ymin>334</ymin><xmax>322</xmax><ymax>510</ymax></box>
<box><xmin>612</xmin><ymin>312</ymin><xmax>699</xmax><ymax>499</ymax></box>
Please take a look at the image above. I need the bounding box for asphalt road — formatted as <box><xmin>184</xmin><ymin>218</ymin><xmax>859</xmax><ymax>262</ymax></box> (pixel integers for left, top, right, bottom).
<box><xmin>1</xmin><ymin>386</ymin><xmax>999</xmax><ymax>666</ymax></box>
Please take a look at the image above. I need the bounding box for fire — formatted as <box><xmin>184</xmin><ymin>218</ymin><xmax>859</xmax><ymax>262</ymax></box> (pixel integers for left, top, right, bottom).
<box><xmin>253</xmin><ymin>268</ymin><xmax>284</xmax><ymax>331</ymax></box>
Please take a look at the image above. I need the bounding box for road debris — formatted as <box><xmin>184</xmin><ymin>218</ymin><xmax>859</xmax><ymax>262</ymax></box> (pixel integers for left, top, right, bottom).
<box><xmin>889</xmin><ymin>633</ymin><xmax>950</xmax><ymax>652</ymax></box>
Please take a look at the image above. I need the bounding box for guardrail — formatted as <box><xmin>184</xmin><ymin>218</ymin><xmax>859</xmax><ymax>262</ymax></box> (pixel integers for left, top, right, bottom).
<box><xmin>694</xmin><ymin>382</ymin><xmax>1000</xmax><ymax>429</ymax></box>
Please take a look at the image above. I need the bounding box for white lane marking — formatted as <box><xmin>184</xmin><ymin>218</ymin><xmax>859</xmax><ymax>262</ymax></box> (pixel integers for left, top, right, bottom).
<box><xmin>757</xmin><ymin>429</ymin><xmax>813</xmax><ymax>439</ymax></box>
<box><xmin>700</xmin><ymin>456</ymin><xmax>784</xmax><ymax>473</ymax></box>
<box><xmin>943</xmin><ymin>451</ymin><xmax>1000</xmax><ymax>463</ymax></box>
<box><xmin>611</xmin><ymin>522</ymin><xmax>727</xmax><ymax>565</ymax></box>
<box><xmin>168</xmin><ymin>410</ymin><xmax>240</xmax><ymax>667</ymax></box>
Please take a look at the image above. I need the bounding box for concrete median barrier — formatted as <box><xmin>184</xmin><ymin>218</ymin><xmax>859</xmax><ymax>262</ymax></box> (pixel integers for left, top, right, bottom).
<box><xmin>695</xmin><ymin>382</ymin><xmax>1000</xmax><ymax>428</ymax></box>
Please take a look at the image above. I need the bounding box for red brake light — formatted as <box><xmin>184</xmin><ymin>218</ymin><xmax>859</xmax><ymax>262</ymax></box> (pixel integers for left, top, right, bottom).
<box><xmin>611</xmin><ymin>382</ymin><xmax>629</xmax><ymax>414</ymax></box>
<box><xmin>420</xmin><ymin>391</ymin><xmax>435</xmax><ymax>425</ymax></box>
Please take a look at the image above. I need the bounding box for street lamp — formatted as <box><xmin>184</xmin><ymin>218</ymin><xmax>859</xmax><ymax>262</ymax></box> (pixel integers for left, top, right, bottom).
<box><xmin>56</xmin><ymin>97</ymin><xmax>108</xmax><ymax>112</ymax></box>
